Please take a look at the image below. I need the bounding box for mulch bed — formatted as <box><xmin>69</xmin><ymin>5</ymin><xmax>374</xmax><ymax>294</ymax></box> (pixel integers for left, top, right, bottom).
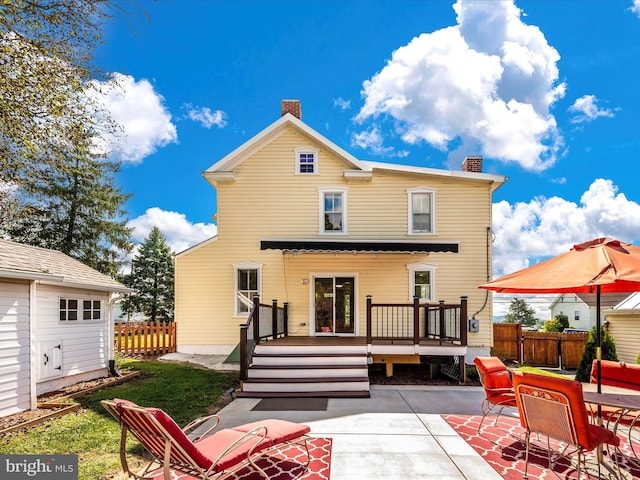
<box><xmin>0</xmin><ymin>371</ymin><xmax>144</xmax><ymax>434</ymax></box>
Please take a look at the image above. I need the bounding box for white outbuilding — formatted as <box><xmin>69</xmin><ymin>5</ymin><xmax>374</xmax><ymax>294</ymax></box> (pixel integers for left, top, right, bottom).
<box><xmin>0</xmin><ymin>239</ymin><xmax>129</xmax><ymax>418</ymax></box>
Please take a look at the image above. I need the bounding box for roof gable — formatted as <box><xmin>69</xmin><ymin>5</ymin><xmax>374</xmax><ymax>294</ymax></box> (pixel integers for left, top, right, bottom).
<box><xmin>0</xmin><ymin>239</ymin><xmax>128</xmax><ymax>292</ymax></box>
<box><xmin>203</xmin><ymin>113</ymin><xmax>368</xmax><ymax>185</ymax></box>
<box><xmin>202</xmin><ymin>113</ymin><xmax>507</xmax><ymax>189</ymax></box>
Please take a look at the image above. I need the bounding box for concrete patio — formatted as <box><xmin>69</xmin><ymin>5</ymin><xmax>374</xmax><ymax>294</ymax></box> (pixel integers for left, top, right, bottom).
<box><xmin>209</xmin><ymin>384</ymin><xmax>506</xmax><ymax>480</ymax></box>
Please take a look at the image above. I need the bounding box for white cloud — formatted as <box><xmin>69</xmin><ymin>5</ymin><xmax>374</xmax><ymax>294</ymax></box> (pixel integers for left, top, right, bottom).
<box><xmin>333</xmin><ymin>97</ymin><xmax>351</xmax><ymax>110</ymax></box>
<box><xmin>184</xmin><ymin>104</ymin><xmax>228</xmax><ymax>129</ymax></box>
<box><xmin>633</xmin><ymin>0</ymin><xmax>640</xmax><ymax>16</ymax></box>
<box><xmin>90</xmin><ymin>73</ymin><xmax>178</xmax><ymax>163</ymax></box>
<box><xmin>356</xmin><ymin>0</ymin><xmax>565</xmax><ymax>172</ymax></box>
<box><xmin>351</xmin><ymin>125</ymin><xmax>409</xmax><ymax>157</ymax></box>
<box><xmin>568</xmin><ymin>95</ymin><xmax>615</xmax><ymax>123</ymax></box>
<box><xmin>489</xmin><ymin>179</ymin><xmax>640</xmax><ymax>320</ymax></box>
<box><xmin>128</xmin><ymin>207</ymin><xmax>217</xmax><ymax>254</ymax></box>
<box><xmin>491</xmin><ymin>178</ymin><xmax>640</xmax><ymax>279</ymax></box>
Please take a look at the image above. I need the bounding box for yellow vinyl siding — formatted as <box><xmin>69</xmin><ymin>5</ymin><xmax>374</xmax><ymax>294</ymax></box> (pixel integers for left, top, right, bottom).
<box><xmin>176</xmin><ymin>125</ymin><xmax>498</xmax><ymax>350</ymax></box>
<box><xmin>605</xmin><ymin>313</ymin><xmax>640</xmax><ymax>364</ymax></box>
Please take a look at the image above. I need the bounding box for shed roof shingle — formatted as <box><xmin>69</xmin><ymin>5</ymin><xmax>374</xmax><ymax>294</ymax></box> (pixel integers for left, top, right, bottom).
<box><xmin>0</xmin><ymin>238</ymin><xmax>128</xmax><ymax>292</ymax></box>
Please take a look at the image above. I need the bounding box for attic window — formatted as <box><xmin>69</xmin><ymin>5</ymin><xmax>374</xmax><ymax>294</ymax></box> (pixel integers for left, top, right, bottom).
<box><xmin>295</xmin><ymin>147</ymin><xmax>318</xmax><ymax>174</ymax></box>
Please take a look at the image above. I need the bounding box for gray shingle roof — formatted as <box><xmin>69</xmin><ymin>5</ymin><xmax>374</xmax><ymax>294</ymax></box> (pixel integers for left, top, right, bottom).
<box><xmin>0</xmin><ymin>238</ymin><xmax>128</xmax><ymax>292</ymax></box>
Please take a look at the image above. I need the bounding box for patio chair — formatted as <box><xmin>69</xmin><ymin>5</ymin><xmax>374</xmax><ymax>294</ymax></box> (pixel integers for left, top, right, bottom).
<box><xmin>512</xmin><ymin>372</ymin><xmax>621</xmax><ymax>480</ymax></box>
<box><xmin>101</xmin><ymin>398</ymin><xmax>310</xmax><ymax>480</ymax></box>
<box><xmin>473</xmin><ymin>356</ymin><xmax>517</xmax><ymax>433</ymax></box>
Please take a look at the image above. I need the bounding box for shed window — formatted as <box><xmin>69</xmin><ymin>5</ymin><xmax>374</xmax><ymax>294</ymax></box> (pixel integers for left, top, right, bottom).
<box><xmin>60</xmin><ymin>299</ymin><xmax>78</xmax><ymax>321</ymax></box>
<box><xmin>60</xmin><ymin>298</ymin><xmax>102</xmax><ymax>321</ymax></box>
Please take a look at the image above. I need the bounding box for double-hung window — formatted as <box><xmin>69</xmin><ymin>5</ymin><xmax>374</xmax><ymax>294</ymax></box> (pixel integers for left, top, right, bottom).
<box><xmin>408</xmin><ymin>188</ymin><xmax>436</xmax><ymax>234</ymax></box>
<box><xmin>407</xmin><ymin>263</ymin><xmax>437</xmax><ymax>302</ymax></box>
<box><xmin>319</xmin><ymin>187</ymin><xmax>347</xmax><ymax>234</ymax></box>
<box><xmin>295</xmin><ymin>147</ymin><xmax>319</xmax><ymax>174</ymax></box>
<box><xmin>234</xmin><ymin>262</ymin><xmax>262</xmax><ymax>315</ymax></box>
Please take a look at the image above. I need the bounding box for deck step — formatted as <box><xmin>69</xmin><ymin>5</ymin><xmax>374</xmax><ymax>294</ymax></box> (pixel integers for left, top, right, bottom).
<box><xmin>241</xmin><ymin>379</ymin><xmax>370</xmax><ymax>394</ymax></box>
<box><xmin>242</xmin><ymin>342</ymin><xmax>370</xmax><ymax>398</ymax></box>
<box><xmin>252</xmin><ymin>354</ymin><xmax>368</xmax><ymax>367</ymax></box>
<box><xmin>236</xmin><ymin>390</ymin><xmax>371</xmax><ymax>398</ymax></box>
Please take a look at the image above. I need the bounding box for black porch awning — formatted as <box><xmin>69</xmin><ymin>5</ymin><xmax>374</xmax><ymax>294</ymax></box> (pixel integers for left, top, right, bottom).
<box><xmin>260</xmin><ymin>239</ymin><xmax>459</xmax><ymax>254</ymax></box>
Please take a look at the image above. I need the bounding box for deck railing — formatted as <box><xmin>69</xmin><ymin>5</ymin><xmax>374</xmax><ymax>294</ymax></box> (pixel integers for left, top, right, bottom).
<box><xmin>366</xmin><ymin>296</ymin><xmax>468</xmax><ymax>346</ymax></box>
<box><xmin>239</xmin><ymin>297</ymin><xmax>288</xmax><ymax>381</ymax></box>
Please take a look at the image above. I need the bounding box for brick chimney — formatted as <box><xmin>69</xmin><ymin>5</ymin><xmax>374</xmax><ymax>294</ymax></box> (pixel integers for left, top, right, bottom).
<box><xmin>462</xmin><ymin>156</ymin><xmax>482</xmax><ymax>173</ymax></box>
<box><xmin>281</xmin><ymin>99</ymin><xmax>302</xmax><ymax>120</ymax></box>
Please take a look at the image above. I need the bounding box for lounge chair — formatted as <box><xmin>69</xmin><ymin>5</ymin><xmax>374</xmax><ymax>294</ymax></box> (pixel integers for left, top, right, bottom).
<box><xmin>101</xmin><ymin>398</ymin><xmax>310</xmax><ymax>480</ymax></box>
<box><xmin>473</xmin><ymin>356</ymin><xmax>518</xmax><ymax>432</ymax></box>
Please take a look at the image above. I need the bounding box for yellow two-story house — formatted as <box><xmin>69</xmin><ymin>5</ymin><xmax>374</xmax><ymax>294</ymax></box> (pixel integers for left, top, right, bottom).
<box><xmin>175</xmin><ymin>100</ymin><xmax>506</xmax><ymax>397</ymax></box>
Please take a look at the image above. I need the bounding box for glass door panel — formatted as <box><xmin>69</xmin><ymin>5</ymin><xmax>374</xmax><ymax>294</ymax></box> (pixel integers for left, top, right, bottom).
<box><xmin>314</xmin><ymin>276</ymin><xmax>355</xmax><ymax>335</ymax></box>
<box><xmin>335</xmin><ymin>277</ymin><xmax>354</xmax><ymax>333</ymax></box>
<box><xmin>314</xmin><ymin>278</ymin><xmax>334</xmax><ymax>333</ymax></box>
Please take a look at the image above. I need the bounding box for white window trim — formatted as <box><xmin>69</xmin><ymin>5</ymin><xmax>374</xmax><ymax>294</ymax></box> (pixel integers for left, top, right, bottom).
<box><xmin>318</xmin><ymin>187</ymin><xmax>348</xmax><ymax>235</ymax></box>
<box><xmin>407</xmin><ymin>187</ymin><xmax>436</xmax><ymax>235</ymax></box>
<box><xmin>233</xmin><ymin>262</ymin><xmax>263</xmax><ymax>317</ymax></box>
<box><xmin>407</xmin><ymin>262</ymin><xmax>437</xmax><ymax>302</ymax></box>
<box><xmin>294</xmin><ymin>147</ymin><xmax>319</xmax><ymax>175</ymax></box>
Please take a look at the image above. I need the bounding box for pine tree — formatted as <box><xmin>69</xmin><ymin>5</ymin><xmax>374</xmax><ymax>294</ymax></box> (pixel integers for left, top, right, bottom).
<box><xmin>503</xmin><ymin>298</ymin><xmax>538</xmax><ymax>327</ymax></box>
<box><xmin>4</xmin><ymin>129</ymin><xmax>133</xmax><ymax>277</ymax></box>
<box><xmin>123</xmin><ymin>227</ymin><xmax>175</xmax><ymax>323</ymax></box>
<box><xmin>575</xmin><ymin>326</ymin><xmax>618</xmax><ymax>382</ymax></box>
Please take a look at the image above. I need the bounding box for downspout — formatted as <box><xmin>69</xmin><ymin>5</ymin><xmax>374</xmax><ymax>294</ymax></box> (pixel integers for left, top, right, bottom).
<box><xmin>108</xmin><ymin>293</ymin><xmax>125</xmax><ymax>377</ymax></box>
<box><xmin>472</xmin><ymin>226</ymin><xmax>494</xmax><ymax>318</ymax></box>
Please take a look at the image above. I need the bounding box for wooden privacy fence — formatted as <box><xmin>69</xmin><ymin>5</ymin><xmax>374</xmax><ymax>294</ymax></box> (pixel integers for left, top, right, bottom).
<box><xmin>492</xmin><ymin>323</ymin><xmax>589</xmax><ymax>369</ymax></box>
<box><xmin>115</xmin><ymin>321</ymin><xmax>176</xmax><ymax>357</ymax></box>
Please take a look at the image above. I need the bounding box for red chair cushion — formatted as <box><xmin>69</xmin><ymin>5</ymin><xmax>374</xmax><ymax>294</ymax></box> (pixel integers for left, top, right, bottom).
<box><xmin>232</xmin><ymin>419</ymin><xmax>310</xmax><ymax>444</ymax></box>
<box><xmin>485</xmin><ymin>370</ymin><xmax>513</xmax><ymax>391</ymax></box>
<box><xmin>474</xmin><ymin>357</ymin><xmax>509</xmax><ymax>375</ymax></box>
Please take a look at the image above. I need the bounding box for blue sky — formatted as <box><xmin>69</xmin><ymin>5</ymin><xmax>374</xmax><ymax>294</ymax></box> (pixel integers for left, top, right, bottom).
<box><xmin>94</xmin><ymin>0</ymin><xmax>640</xmax><ymax>319</ymax></box>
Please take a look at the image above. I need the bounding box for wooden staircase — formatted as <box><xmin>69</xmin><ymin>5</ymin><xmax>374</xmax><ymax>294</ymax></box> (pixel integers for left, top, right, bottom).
<box><xmin>237</xmin><ymin>342</ymin><xmax>370</xmax><ymax>398</ymax></box>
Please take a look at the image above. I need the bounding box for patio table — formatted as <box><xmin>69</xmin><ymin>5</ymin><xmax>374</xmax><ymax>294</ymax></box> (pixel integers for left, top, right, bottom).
<box><xmin>582</xmin><ymin>384</ymin><xmax>640</xmax><ymax>477</ymax></box>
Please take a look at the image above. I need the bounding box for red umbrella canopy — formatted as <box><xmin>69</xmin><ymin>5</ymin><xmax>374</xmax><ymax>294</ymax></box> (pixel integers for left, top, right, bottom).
<box><xmin>479</xmin><ymin>238</ymin><xmax>640</xmax><ymax>294</ymax></box>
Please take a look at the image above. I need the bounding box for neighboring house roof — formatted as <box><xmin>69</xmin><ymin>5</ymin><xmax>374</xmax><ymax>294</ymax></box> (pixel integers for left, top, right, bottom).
<box><xmin>0</xmin><ymin>238</ymin><xmax>129</xmax><ymax>293</ymax></box>
<box><xmin>202</xmin><ymin>113</ymin><xmax>507</xmax><ymax>191</ymax></box>
<box><xmin>611</xmin><ymin>292</ymin><xmax>640</xmax><ymax>311</ymax></box>
<box><xmin>551</xmin><ymin>292</ymin><xmax>634</xmax><ymax>309</ymax></box>
<box><xmin>576</xmin><ymin>292</ymin><xmax>634</xmax><ymax>308</ymax></box>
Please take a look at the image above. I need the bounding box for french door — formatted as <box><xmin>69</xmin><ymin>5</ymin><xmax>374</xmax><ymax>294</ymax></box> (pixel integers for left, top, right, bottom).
<box><xmin>314</xmin><ymin>276</ymin><xmax>355</xmax><ymax>335</ymax></box>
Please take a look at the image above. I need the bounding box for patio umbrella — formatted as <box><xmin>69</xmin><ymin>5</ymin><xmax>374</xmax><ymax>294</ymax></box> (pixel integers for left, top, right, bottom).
<box><xmin>479</xmin><ymin>237</ymin><xmax>640</xmax><ymax>392</ymax></box>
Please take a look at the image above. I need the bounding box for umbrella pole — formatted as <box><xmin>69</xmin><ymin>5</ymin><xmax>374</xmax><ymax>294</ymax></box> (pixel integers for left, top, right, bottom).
<box><xmin>596</xmin><ymin>285</ymin><xmax>602</xmax><ymax>395</ymax></box>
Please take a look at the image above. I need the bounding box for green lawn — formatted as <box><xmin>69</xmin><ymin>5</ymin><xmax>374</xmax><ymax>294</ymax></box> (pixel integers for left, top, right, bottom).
<box><xmin>0</xmin><ymin>358</ymin><xmax>238</xmax><ymax>480</ymax></box>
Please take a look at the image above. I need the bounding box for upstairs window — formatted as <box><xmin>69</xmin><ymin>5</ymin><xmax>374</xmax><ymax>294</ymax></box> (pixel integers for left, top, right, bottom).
<box><xmin>408</xmin><ymin>188</ymin><xmax>436</xmax><ymax>234</ymax></box>
<box><xmin>319</xmin><ymin>188</ymin><xmax>348</xmax><ymax>234</ymax></box>
<box><xmin>295</xmin><ymin>147</ymin><xmax>319</xmax><ymax>174</ymax></box>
